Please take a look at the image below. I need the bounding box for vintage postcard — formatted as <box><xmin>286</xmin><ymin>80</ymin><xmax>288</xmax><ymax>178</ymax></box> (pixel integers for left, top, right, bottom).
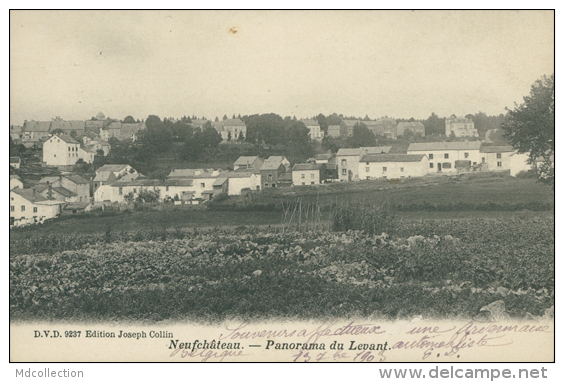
<box><xmin>9</xmin><ymin>10</ymin><xmax>554</xmax><ymax>364</ymax></box>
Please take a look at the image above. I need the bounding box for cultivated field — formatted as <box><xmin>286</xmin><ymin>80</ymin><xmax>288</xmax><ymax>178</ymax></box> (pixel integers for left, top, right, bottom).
<box><xmin>10</xmin><ymin>217</ymin><xmax>554</xmax><ymax>322</ymax></box>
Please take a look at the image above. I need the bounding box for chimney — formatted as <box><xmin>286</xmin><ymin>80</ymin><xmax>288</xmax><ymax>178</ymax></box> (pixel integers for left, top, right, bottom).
<box><xmin>59</xmin><ymin>175</ymin><xmax>63</xmax><ymax>185</ymax></box>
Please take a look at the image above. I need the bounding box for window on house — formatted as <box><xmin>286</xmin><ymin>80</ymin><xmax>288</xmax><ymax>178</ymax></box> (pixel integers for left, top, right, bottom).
<box><xmin>497</xmin><ymin>162</ymin><xmax>502</xmax><ymax>167</ymax></box>
<box><xmin>342</xmin><ymin>169</ymin><xmax>347</xmax><ymax>175</ymax></box>
<box><xmin>33</xmin><ymin>207</ymin><xmax>37</xmax><ymax>213</ymax></box>
<box><xmin>133</xmin><ymin>188</ymin><xmax>137</xmax><ymax>193</ymax></box>
<box><xmin>302</xmin><ymin>182</ymin><xmax>305</xmax><ymax>185</ymax></box>
<box><xmin>444</xmin><ymin>153</ymin><xmax>449</xmax><ymax>159</ymax></box>
<box><xmin>366</xmin><ymin>162</ymin><xmax>369</xmax><ymax>165</ymax></box>
<box><xmin>268</xmin><ymin>174</ymin><xmax>272</xmax><ymax>181</ymax></box>
<box><xmin>482</xmin><ymin>157</ymin><xmax>486</xmax><ymax>163</ymax></box>
<box><xmin>272</xmin><ymin>183</ymin><xmax>276</xmax><ymax>188</ymax></box>
<box><xmin>265</xmin><ymin>183</ymin><xmax>268</xmax><ymax>188</ymax></box>
<box><xmin>366</xmin><ymin>167</ymin><xmax>370</xmax><ymax>172</ymax></box>
<box><xmin>310</xmin><ymin>173</ymin><xmax>315</xmax><ymax>179</ymax></box>
<box><xmin>383</xmin><ymin>176</ymin><xmax>387</xmax><ymax>179</ymax></box>
<box><xmin>428</xmin><ymin>154</ymin><xmax>433</xmax><ymax>159</ymax></box>
<box><xmin>301</xmin><ymin>174</ymin><xmax>305</xmax><ymax>179</ymax></box>
<box><xmin>400</xmin><ymin>167</ymin><xmax>404</xmax><ymax>172</ymax></box>
<box><xmin>10</xmin><ymin>206</ymin><xmax>14</xmax><ymax>212</ymax></box>
<box><xmin>430</xmin><ymin>163</ymin><xmax>434</xmax><ymax>168</ymax></box>
<box><xmin>69</xmin><ymin>153</ymin><xmax>71</xmax><ymax>157</ymax></box>
<box><xmin>21</xmin><ymin>205</ymin><xmax>25</xmax><ymax>212</ymax></box>
<box><xmin>68</xmin><ymin>147</ymin><xmax>71</xmax><ymax>151</ymax></box>
<box><xmin>166</xmin><ymin>186</ymin><xmax>169</xmax><ymax>191</ymax></box>
<box><xmin>464</xmin><ymin>153</ymin><xmax>469</xmax><ymax>158</ymax></box>
<box><xmin>201</xmin><ymin>183</ymin><xmax>205</xmax><ymax>188</ymax></box>
<box><xmin>341</xmin><ymin>159</ymin><xmax>347</xmax><ymax>166</ymax></box>
<box><xmin>497</xmin><ymin>153</ymin><xmax>502</xmax><ymax>159</ymax></box>
<box><xmin>443</xmin><ymin>162</ymin><xmax>452</xmax><ymax>169</ymax></box>
<box><xmin>383</xmin><ymin>167</ymin><xmax>387</xmax><ymax>172</ymax></box>
<box><xmin>311</xmin><ymin>181</ymin><xmax>315</xmax><ymax>185</ymax></box>
<box><xmin>119</xmin><ymin>187</ymin><xmax>123</xmax><ymax>195</ymax></box>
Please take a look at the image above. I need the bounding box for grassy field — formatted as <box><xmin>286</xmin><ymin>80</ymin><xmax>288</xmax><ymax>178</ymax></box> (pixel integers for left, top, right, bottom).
<box><xmin>9</xmin><ymin>175</ymin><xmax>553</xmax><ymax>239</ymax></box>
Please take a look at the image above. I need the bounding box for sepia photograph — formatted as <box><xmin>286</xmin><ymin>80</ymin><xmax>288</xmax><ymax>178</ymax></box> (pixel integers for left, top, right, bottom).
<box><xmin>9</xmin><ymin>9</ymin><xmax>554</xmax><ymax>366</ymax></box>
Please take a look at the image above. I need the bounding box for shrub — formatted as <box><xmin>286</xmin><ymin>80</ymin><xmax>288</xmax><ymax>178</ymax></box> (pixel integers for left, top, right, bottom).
<box><xmin>331</xmin><ymin>202</ymin><xmax>397</xmax><ymax>235</ymax></box>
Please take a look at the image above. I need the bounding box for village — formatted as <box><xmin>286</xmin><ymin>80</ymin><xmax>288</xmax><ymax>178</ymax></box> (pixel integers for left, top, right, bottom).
<box><xmin>9</xmin><ymin>111</ymin><xmax>540</xmax><ymax>228</ymax></box>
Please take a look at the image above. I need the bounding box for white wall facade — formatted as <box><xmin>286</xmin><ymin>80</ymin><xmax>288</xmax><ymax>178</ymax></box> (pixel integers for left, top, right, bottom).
<box><xmin>358</xmin><ymin>158</ymin><xmax>429</xmax><ymax>180</ymax></box>
<box><xmin>407</xmin><ymin>149</ymin><xmax>480</xmax><ymax>173</ymax></box>
<box><xmin>336</xmin><ymin>155</ymin><xmax>360</xmax><ymax>181</ymax></box>
<box><xmin>292</xmin><ymin>170</ymin><xmax>321</xmax><ymax>185</ymax></box>
<box><xmin>43</xmin><ymin>136</ymin><xmax>80</xmax><ymax>166</ymax></box>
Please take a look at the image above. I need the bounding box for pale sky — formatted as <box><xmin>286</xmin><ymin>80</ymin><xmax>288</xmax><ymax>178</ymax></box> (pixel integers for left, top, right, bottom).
<box><xmin>9</xmin><ymin>10</ymin><xmax>554</xmax><ymax>126</ymax></box>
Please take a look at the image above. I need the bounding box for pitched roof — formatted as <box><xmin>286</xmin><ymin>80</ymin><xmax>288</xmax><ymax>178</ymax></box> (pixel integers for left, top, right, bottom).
<box><xmin>397</xmin><ymin>121</ymin><xmax>425</xmax><ymax>128</ymax></box>
<box><xmin>336</xmin><ymin>148</ymin><xmax>362</xmax><ymax>156</ymax></box>
<box><xmin>223</xmin><ymin>118</ymin><xmax>246</xmax><ymax>126</ymax></box>
<box><xmin>52</xmin><ymin>187</ymin><xmax>77</xmax><ymax>197</ymax></box>
<box><xmin>23</xmin><ymin>120</ymin><xmax>51</xmax><ymax>132</ymax></box>
<box><xmin>64</xmin><ymin>202</ymin><xmax>91</xmax><ymax>210</ymax></box>
<box><xmin>110</xmin><ymin>178</ymin><xmax>194</xmax><ymax>187</ymax></box>
<box><xmin>226</xmin><ymin>171</ymin><xmax>255</xmax><ymax>178</ymax></box>
<box><xmin>11</xmin><ymin>188</ymin><xmax>48</xmax><ymax>203</ymax></box>
<box><xmin>168</xmin><ymin>168</ymin><xmax>221</xmax><ymax>179</ymax></box>
<box><xmin>234</xmin><ymin>156</ymin><xmax>260</xmax><ymax>166</ymax></box>
<box><xmin>336</xmin><ymin>146</ymin><xmax>391</xmax><ymax>157</ymax></box>
<box><xmin>292</xmin><ymin>163</ymin><xmax>325</xmax><ymax>171</ymax></box>
<box><xmin>361</xmin><ymin>146</ymin><xmax>392</xmax><ymax>154</ymax></box>
<box><xmin>313</xmin><ymin>153</ymin><xmax>334</xmax><ymax>161</ymax></box>
<box><xmin>361</xmin><ymin>154</ymin><xmax>426</xmax><ymax>163</ymax></box>
<box><xmin>50</xmin><ymin>134</ymin><xmax>79</xmax><ymax>144</ymax></box>
<box><xmin>261</xmin><ymin>157</ymin><xmax>288</xmax><ymax>170</ymax></box>
<box><xmin>301</xmin><ymin>119</ymin><xmax>320</xmax><ymax>126</ymax></box>
<box><xmin>96</xmin><ymin>164</ymin><xmax>129</xmax><ymax>173</ymax></box>
<box><xmin>328</xmin><ymin>125</ymin><xmax>341</xmax><ymax>131</ymax></box>
<box><xmin>479</xmin><ymin>145</ymin><xmax>515</xmax><ymax>153</ymax></box>
<box><xmin>342</xmin><ymin>119</ymin><xmax>360</xmax><ymax>127</ymax></box>
<box><xmin>93</xmin><ymin>172</ymin><xmax>114</xmax><ymax>182</ymax></box>
<box><xmin>213</xmin><ymin>177</ymin><xmax>229</xmax><ymax>186</ymax></box>
<box><xmin>407</xmin><ymin>141</ymin><xmax>482</xmax><ymax>151</ymax></box>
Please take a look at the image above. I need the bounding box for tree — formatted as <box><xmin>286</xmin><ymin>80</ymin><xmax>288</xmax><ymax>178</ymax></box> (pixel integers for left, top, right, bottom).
<box><xmin>348</xmin><ymin>122</ymin><xmax>376</xmax><ymax>147</ymax></box>
<box><xmin>503</xmin><ymin>74</ymin><xmax>554</xmax><ymax>186</ymax></box>
<box><xmin>123</xmin><ymin>115</ymin><xmax>136</xmax><ymax>124</ymax></box>
<box><xmin>423</xmin><ymin>112</ymin><xmax>445</xmax><ymax>136</ymax></box>
<box><xmin>223</xmin><ymin>114</ymin><xmax>228</xmax><ymax>121</ymax></box>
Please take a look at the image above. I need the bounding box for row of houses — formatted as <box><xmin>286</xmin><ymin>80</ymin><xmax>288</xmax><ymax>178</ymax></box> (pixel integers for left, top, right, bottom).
<box><xmin>11</xmin><ymin>112</ymin><xmax>145</xmax><ymax>146</ymax></box>
<box><xmin>336</xmin><ymin>141</ymin><xmax>531</xmax><ymax>181</ymax></box>
<box><xmin>326</xmin><ymin>115</ymin><xmax>478</xmax><ymax>140</ymax></box>
<box><xmin>9</xmin><ymin>173</ymin><xmax>93</xmax><ymax>227</ymax></box>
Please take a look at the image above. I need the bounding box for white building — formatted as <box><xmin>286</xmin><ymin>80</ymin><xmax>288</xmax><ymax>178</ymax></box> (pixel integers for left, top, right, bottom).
<box><xmin>42</xmin><ymin>135</ymin><xmax>81</xmax><ymax>167</ymax></box>
<box><xmin>302</xmin><ymin>119</ymin><xmax>325</xmax><ymax>142</ymax></box>
<box><xmin>223</xmin><ymin>171</ymin><xmax>261</xmax><ymax>195</ymax></box>
<box><xmin>233</xmin><ymin>156</ymin><xmax>263</xmax><ymax>171</ymax></box>
<box><xmin>445</xmin><ymin>115</ymin><xmax>479</xmax><ymax>138</ymax></box>
<box><xmin>359</xmin><ymin>154</ymin><xmax>429</xmax><ymax>180</ymax></box>
<box><xmin>397</xmin><ymin>122</ymin><xmax>425</xmax><ymax>137</ymax></box>
<box><xmin>292</xmin><ymin>163</ymin><xmax>326</xmax><ymax>185</ymax></box>
<box><xmin>479</xmin><ymin>145</ymin><xmax>515</xmax><ymax>172</ymax></box>
<box><xmin>10</xmin><ymin>188</ymin><xmax>66</xmax><ymax>226</ymax></box>
<box><xmin>336</xmin><ymin>146</ymin><xmax>392</xmax><ymax>181</ymax></box>
<box><xmin>39</xmin><ymin>174</ymin><xmax>91</xmax><ymax>202</ymax></box>
<box><xmin>94</xmin><ymin>178</ymin><xmax>198</xmax><ymax>203</ymax></box>
<box><xmin>508</xmin><ymin>152</ymin><xmax>533</xmax><ymax>177</ymax></box>
<box><xmin>10</xmin><ymin>175</ymin><xmax>24</xmax><ymax>190</ymax></box>
<box><xmin>407</xmin><ymin>141</ymin><xmax>482</xmax><ymax>174</ymax></box>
